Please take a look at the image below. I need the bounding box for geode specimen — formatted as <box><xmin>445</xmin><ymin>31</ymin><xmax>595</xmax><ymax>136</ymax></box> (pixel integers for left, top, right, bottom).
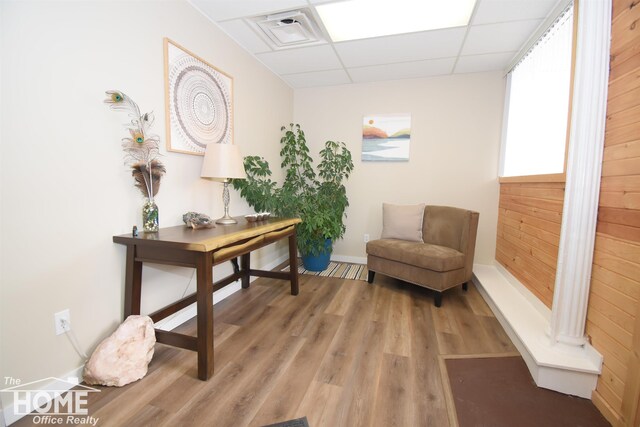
<box><xmin>182</xmin><ymin>211</ymin><xmax>215</xmax><ymax>229</ymax></box>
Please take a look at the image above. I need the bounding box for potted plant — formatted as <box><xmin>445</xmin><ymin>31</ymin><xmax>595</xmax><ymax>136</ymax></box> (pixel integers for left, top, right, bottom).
<box><xmin>233</xmin><ymin>124</ymin><xmax>354</xmax><ymax>271</ymax></box>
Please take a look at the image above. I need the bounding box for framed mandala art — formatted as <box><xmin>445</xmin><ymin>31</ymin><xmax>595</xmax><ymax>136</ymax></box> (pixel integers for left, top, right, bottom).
<box><xmin>164</xmin><ymin>38</ymin><xmax>233</xmax><ymax>155</ymax></box>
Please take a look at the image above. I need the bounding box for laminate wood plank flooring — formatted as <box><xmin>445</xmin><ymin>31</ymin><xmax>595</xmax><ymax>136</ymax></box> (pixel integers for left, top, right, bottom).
<box><xmin>14</xmin><ymin>272</ymin><xmax>517</xmax><ymax>427</ymax></box>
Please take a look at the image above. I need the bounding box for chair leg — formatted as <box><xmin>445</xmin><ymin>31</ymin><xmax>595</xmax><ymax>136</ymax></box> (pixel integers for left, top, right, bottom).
<box><xmin>462</xmin><ymin>281</ymin><xmax>468</xmax><ymax>291</ymax></box>
<box><xmin>367</xmin><ymin>270</ymin><xmax>375</xmax><ymax>284</ymax></box>
<box><xmin>434</xmin><ymin>291</ymin><xmax>443</xmax><ymax>307</ymax></box>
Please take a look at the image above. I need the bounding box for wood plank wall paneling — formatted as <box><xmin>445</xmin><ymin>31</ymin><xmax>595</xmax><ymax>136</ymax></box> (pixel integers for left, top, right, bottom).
<box><xmin>494</xmin><ymin>2</ymin><xmax>640</xmax><ymax>425</ymax></box>
<box><xmin>496</xmin><ymin>182</ymin><xmax>564</xmax><ymax>309</ymax></box>
<box><xmin>587</xmin><ymin>1</ymin><xmax>640</xmax><ymax>425</ymax></box>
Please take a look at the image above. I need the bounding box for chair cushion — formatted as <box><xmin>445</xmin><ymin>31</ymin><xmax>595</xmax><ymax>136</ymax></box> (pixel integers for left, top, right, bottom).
<box><xmin>366</xmin><ymin>239</ymin><xmax>465</xmax><ymax>272</ymax></box>
<box><xmin>381</xmin><ymin>203</ymin><xmax>425</xmax><ymax>242</ymax></box>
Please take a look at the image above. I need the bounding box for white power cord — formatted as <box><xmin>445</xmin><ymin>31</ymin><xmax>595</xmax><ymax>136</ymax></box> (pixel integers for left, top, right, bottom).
<box><xmin>58</xmin><ymin>269</ymin><xmax>196</xmax><ymax>357</ymax></box>
<box><xmin>60</xmin><ymin>318</ymin><xmax>89</xmax><ymax>360</ymax></box>
<box><xmin>182</xmin><ymin>268</ymin><xmax>196</xmax><ymax>298</ymax></box>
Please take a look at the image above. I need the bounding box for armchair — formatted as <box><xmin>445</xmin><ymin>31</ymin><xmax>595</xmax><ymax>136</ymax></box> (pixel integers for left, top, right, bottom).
<box><xmin>366</xmin><ymin>205</ymin><xmax>479</xmax><ymax>307</ymax></box>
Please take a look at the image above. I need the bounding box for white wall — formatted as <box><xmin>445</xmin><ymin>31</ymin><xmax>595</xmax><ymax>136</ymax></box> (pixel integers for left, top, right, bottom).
<box><xmin>0</xmin><ymin>0</ymin><xmax>292</xmax><ymax>401</ymax></box>
<box><xmin>293</xmin><ymin>72</ymin><xmax>505</xmax><ymax>264</ymax></box>
<box><xmin>0</xmin><ymin>2</ymin><xmax>505</xmax><ymax>420</ymax></box>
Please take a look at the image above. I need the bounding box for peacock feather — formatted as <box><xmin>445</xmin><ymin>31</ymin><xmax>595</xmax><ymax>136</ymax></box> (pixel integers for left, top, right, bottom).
<box><xmin>105</xmin><ymin>90</ymin><xmax>166</xmax><ymax>200</ymax></box>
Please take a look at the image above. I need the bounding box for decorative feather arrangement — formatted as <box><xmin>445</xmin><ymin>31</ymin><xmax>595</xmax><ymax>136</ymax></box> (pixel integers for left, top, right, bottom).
<box><xmin>104</xmin><ymin>90</ymin><xmax>166</xmax><ymax>200</ymax></box>
<box><xmin>131</xmin><ymin>160</ymin><xmax>166</xmax><ymax>198</ymax></box>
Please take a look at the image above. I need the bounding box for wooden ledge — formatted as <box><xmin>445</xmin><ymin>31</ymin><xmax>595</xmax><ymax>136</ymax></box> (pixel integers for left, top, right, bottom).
<box><xmin>499</xmin><ymin>173</ymin><xmax>566</xmax><ymax>184</ymax></box>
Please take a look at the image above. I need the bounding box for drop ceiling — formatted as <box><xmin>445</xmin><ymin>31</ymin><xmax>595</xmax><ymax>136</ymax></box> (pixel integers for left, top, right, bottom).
<box><xmin>190</xmin><ymin>0</ymin><xmax>563</xmax><ymax>88</ymax></box>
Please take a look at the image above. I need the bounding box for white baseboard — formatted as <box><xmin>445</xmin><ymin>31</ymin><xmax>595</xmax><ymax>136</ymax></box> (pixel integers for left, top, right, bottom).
<box><xmin>153</xmin><ymin>282</ymin><xmax>242</xmax><ymax>331</ymax></box>
<box><xmin>473</xmin><ymin>263</ymin><xmax>602</xmax><ymax>399</ymax></box>
<box><xmin>1</xmin><ymin>366</ymin><xmax>85</xmax><ymax>426</ymax></box>
<box><xmin>331</xmin><ymin>254</ymin><xmax>367</xmax><ymax>264</ymax></box>
<box><xmin>154</xmin><ymin>253</ymin><xmax>289</xmax><ymax>331</ymax></box>
<box><xmin>155</xmin><ymin>252</ymin><xmax>365</xmax><ymax>332</ymax></box>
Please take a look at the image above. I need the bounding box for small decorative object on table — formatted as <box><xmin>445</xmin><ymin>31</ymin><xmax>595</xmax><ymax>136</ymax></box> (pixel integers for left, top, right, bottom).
<box><xmin>105</xmin><ymin>90</ymin><xmax>166</xmax><ymax>232</ymax></box>
<box><xmin>183</xmin><ymin>211</ymin><xmax>215</xmax><ymax>229</ymax></box>
<box><xmin>245</xmin><ymin>212</ymin><xmax>270</xmax><ymax>223</ymax></box>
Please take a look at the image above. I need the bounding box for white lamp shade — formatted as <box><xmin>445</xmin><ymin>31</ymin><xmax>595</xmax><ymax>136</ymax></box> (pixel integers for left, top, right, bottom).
<box><xmin>201</xmin><ymin>143</ymin><xmax>247</xmax><ymax>180</ymax></box>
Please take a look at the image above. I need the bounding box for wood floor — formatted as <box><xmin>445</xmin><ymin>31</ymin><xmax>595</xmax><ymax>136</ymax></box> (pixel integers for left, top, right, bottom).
<box><xmin>21</xmin><ymin>273</ymin><xmax>517</xmax><ymax>426</ymax></box>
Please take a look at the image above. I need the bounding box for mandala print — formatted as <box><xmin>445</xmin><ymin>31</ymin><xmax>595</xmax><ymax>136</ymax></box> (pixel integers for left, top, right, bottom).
<box><xmin>168</xmin><ymin>55</ymin><xmax>232</xmax><ymax>153</ymax></box>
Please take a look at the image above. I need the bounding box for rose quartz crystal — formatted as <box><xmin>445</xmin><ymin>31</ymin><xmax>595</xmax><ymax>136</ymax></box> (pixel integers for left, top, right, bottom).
<box><xmin>83</xmin><ymin>315</ymin><xmax>155</xmax><ymax>387</ymax></box>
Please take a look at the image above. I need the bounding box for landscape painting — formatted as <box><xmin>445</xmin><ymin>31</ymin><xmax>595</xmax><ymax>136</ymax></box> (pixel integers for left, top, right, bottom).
<box><xmin>362</xmin><ymin>114</ymin><xmax>411</xmax><ymax>161</ymax></box>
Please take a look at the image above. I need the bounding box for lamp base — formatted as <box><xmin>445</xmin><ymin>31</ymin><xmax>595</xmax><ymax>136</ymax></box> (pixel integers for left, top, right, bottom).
<box><xmin>215</xmin><ymin>181</ymin><xmax>238</xmax><ymax>225</ymax></box>
<box><xmin>216</xmin><ymin>214</ymin><xmax>237</xmax><ymax>225</ymax></box>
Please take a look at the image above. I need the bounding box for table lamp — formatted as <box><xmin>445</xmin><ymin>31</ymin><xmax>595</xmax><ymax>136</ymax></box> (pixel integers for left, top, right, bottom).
<box><xmin>200</xmin><ymin>143</ymin><xmax>246</xmax><ymax>225</ymax></box>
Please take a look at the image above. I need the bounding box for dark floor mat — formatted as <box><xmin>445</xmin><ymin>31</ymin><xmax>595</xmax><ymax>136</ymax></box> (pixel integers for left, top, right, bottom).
<box><xmin>261</xmin><ymin>416</ymin><xmax>310</xmax><ymax>427</ymax></box>
<box><xmin>446</xmin><ymin>356</ymin><xmax>610</xmax><ymax>427</ymax></box>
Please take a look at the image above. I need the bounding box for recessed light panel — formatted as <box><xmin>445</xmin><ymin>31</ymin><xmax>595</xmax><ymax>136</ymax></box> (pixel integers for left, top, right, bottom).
<box><xmin>316</xmin><ymin>0</ymin><xmax>477</xmax><ymax>42</ymax></box>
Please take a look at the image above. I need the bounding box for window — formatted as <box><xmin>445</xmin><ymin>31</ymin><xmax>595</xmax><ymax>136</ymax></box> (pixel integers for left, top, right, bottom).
<box><xmin>500</xmin><ymin>5</ymin><xmax>574</xmax><ymax>177</ymax></box>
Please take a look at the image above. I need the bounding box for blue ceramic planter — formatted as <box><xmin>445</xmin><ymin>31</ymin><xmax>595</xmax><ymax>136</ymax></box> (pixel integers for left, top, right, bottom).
<box><xmin>301</xmin><ymin>238</ymin><xmax>332</xmax><ymax>271</ymax></box>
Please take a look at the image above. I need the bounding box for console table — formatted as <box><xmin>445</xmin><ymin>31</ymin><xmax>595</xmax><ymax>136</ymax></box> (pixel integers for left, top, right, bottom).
<box><xmin>113</xmin><ymin>217</ymin><xmax>301</xmax><ymax>380</ymax></box>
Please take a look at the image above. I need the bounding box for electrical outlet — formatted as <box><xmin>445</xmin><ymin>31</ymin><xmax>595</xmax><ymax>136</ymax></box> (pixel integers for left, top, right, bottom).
<box><xmin>54</xmin><ymin>309</ymin><xmax>71</xmax><ymax>335</ymax></box>
<box><xmin>364</xmin><ymin>234</ymin><xmax>370</xmax><ymax>243</ymax></box>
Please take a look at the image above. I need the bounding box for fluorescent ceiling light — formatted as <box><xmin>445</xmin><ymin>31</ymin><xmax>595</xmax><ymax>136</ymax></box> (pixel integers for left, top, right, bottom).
<box><xmin>316</xmin><ymin>0</ymin><xmax>477</xmax><ymax>42</ymax></box>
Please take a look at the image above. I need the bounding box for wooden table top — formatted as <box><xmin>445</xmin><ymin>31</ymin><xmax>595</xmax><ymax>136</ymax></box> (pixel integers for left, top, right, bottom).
<box><xmin>113</xmin><ymin>217</ymin><xmax>301</xmax><ymax>252</ymax></box>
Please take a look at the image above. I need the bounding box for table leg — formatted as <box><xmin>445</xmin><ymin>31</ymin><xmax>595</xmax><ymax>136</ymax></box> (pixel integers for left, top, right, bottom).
<box><xmin>241</xmin><ymin>253</ymin><xmax>250</xmax><ymax>289</ymax></box>
<box><xmin>196</xmin><ymin>252</ymin><xmax>214</xmax><ymax>380</ymax></box>
<box><xmin>124</xmin><ymin>244</ymin><xmax>142</xmax><ymax>319</ymax></box>
<box><xmin>289</xmin><ymin>233</ymin><xmax>299</xmax><ymax>295</ymax></box>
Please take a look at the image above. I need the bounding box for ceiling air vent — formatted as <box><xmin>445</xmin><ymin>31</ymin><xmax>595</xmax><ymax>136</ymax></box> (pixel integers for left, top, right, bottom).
<box><xmin>248</xmin><ymin>9</ymin><xmax>326</xmax><ymax>50</ymax></box>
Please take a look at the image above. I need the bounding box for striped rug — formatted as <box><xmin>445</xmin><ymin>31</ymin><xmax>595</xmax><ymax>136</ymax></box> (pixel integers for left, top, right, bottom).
<box><xmin>282</xmin><ymin>260</ymin><xmax>368</xmax><ymax>281</ymax></box>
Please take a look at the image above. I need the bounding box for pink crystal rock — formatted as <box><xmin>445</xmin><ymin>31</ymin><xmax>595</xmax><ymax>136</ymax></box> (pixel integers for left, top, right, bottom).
<box><xmin>83</xmin><ymin>315</ymin><xmax>155</xmax><ymax>387</ymax></box>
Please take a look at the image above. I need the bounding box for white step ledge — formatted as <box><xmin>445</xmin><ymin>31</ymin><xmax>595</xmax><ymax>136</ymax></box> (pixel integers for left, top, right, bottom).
<box><xmin>473</xmin><ymin>263</ymin><xmax>603</xmax><ymax>399</ymax></box>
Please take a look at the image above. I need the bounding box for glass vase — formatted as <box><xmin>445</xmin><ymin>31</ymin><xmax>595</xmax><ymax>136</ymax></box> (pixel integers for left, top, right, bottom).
<box><xmin>142</xmin><ymin>198</ymin><xmax>159</xmax><ymax>232</ymax></box>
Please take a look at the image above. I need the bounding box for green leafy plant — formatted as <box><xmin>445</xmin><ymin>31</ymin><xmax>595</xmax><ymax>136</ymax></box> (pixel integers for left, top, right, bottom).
<box><xmin>233</xmin><ymin>124</ymin><xmax>354</xmax><ymax>256</ymax></box>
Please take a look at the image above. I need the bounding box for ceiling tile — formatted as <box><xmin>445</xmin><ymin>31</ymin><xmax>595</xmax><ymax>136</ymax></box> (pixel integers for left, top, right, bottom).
<box><xmin>256</xmin><ymin>45</ymin><xmax>342</xmax><ymax>74</ymax></box>
<box><xmin>348</xmin><ymin>58</ymin><xmax>456</xmax><ymax>83</ymax></box>
<box><xmin>188</xmin><ymin>0</ymin><xmax>565</xmax><ymax>88</ymax></box>
<box><xmin>282</xmin><ymin>69</ymin><xmax>351</xmax><ymax>88</ymax></box>
<box><xmin>191</xmin><ymin>0</ymin><xmax>308</xmax><ymax>22</ymax></box>
<box><xmin>334</xmin><ymin>27</ymin><xmax>467</xmax><ymax>68</ymax></box>
<box><xmin>461</xmin><ymin>20</ymin><xmax>542</xmax><ymax>55</ymax></box>
<box><xmin>454</xmin><ymin>52</ymin><xmax>515</xmax><ymax>73</ymax></box>
<box><xmin>472</xmin><ymin>0</ymin><xmax>558</xmax><ymax>25</ymax></box>
<box><xmin>218</xmin><ymin>19</ymin><xmax>271</xmax><ymax>54</ymax></box>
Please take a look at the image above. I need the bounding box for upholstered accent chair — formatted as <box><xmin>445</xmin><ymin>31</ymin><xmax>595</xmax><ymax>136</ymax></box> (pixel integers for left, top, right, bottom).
<box><xmin>366</xmin><ymin>205</ymin><xmax>479</xmax><ymax>307</ymax></box>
